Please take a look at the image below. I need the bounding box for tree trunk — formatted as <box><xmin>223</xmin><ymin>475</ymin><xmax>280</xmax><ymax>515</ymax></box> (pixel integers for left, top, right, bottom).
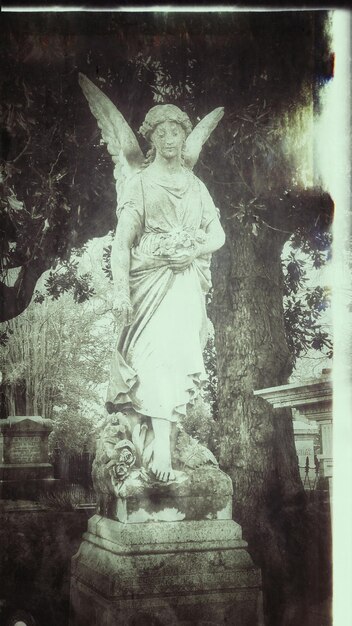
<box><xmin>210</xmin><ymin>219</ymin><xmax>312</xmax><ymax>625</ymax></box>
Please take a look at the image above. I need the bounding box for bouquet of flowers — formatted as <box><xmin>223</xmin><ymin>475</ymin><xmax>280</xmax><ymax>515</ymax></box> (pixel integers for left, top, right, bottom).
<box><xmin>153</xmin><ymin>228</ymin><xmax>206</xmax><ymax>256</ymax></box>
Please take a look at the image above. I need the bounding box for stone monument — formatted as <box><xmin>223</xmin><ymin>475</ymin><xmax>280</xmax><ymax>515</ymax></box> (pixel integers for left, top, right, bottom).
<box><xmin>254</xmin><ymin>369</ymin><xmax>332</xmax><ymax>482</ymax></box>
<box><xmin>0</xmin><ymin>415</ymin><xmax>55</xmax><ymax>500</ymax></box>
<box><xmin>70</xmin><ymin>415</ymin><xmax>262</xmax><ymax>626</ymax></box>
<box><xmin>70</xmin><ymin>76</ymin><xmax>263</xmax><ymax>626</ymax></box>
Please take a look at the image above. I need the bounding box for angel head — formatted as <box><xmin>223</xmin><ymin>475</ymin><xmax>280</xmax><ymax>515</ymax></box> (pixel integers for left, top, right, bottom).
<box><xmin>139</xmin><ymin>105</ymin><xmax>193</xmax><ymax>163</ymax></box>
<box><xmin>78</xmin><ymin>73</ymin><xmax>224</xmax><ymax>189</ymax></box>
<box><xmin>139</xmin><ymin>105</ymin><xmax>193</xmax><ymax>141</ymax></box>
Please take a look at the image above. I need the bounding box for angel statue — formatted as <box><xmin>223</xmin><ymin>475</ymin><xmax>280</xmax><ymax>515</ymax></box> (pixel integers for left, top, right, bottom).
<box><xmin>79</xmin><ymin>73</ymin><xmax>225</xmax><ymax>488</ymax></box>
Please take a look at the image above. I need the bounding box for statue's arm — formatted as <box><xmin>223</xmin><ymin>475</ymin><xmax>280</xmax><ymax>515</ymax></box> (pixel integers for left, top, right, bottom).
<box><xmin>197</xmin><ymin>218</ymin><xmax>226</xmax><ymax>256</ymax></box>
<box><xmin>111</xmin><ymin>211</ymin><xmax>139</xmax><ymax>325</ymax></box>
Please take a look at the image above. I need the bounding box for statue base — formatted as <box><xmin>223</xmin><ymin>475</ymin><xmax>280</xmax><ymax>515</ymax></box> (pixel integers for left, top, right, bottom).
<box><xmin>69</xmin><ymin>514</ymin><xmax>263</xmax><ymax>626</ymax></box>
<box><xmin>97</xmin><ymin>466</ymin><xmax>233</xmax><ymax>523</ymax></box>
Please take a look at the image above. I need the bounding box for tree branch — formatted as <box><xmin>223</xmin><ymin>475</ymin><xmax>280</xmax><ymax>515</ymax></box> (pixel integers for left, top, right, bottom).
<box><xmin>0</xmin><ymin>258</ymin><xmax>49</xmax><ymax>322</ymax></box>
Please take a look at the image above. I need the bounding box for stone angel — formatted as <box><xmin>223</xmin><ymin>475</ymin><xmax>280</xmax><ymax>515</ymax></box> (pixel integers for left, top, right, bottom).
<box><xmin>79</xmin><ymin>73</ymin><xmax>225</xmax><ymax>485</ymax></box>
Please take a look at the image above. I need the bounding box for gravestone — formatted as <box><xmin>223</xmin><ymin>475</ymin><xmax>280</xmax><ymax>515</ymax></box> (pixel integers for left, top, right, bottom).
<box><xmin>70</xmin><ymin>465</ymin><xmax>263</xmax><ymax>626</ymax></box>
<box><xmin>0</xmin><ymin>415</ymin><xmax>55</xmax><ymax>500</ymax></box>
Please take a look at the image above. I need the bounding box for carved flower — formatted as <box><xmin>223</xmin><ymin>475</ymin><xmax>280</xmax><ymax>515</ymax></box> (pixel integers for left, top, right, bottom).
<box><xmin>119</xmin><ymin>448</ymin><xmax>135</xmax><ymax>467</ymax></box>
<box><xmin>111</xmin><ymin>462</ymin><xmax>130</xmax><ymax>481</ymax></box>
<box><xmin>179</xmin><ymin>231</ymin><xmax>193</xmax><ymax>247</ymax></box>
<box><xmin>107</xmin><ymin>440</ymin><xmax>137</xmax><ymax>489</ymax></box>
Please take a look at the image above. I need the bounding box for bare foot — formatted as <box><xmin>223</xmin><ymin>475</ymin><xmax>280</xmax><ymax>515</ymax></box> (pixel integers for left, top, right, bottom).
<box><xmin>151</xmin><ymin>418</ymin><xmax>176</xmax><ymax>482</ymax></box>
<box><xmin>150</xmin><ymin>457</ymin><xmax>176</xmax><ymax>482</ymax></box>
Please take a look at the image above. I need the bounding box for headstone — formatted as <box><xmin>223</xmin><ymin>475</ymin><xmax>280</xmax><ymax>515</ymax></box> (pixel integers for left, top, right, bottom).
<box><xmin>70</xmin><ymin>464</ymin><xmax>263</xmax><ymax>626</ymax></box>
<box><xmin>0</xmin><ymin>415</ymin><xmax>55</xmax><ymax>500</ymax></box>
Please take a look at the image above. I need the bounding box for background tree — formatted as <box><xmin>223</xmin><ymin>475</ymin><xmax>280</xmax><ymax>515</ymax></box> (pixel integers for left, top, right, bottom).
<box><xmin>0</xmin><ymin>258</ymin><xmax>114</xmax><ymax>451</ymax></box>
<box><xmin>1</xmin><ymin>11</ymin><xmax>334</xmax><ymax>625</ymax></box>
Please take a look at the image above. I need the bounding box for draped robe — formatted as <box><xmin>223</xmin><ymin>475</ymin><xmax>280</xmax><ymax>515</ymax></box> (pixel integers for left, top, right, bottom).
<box><xmin>106</xmin><ymin>167</ymin><xmax>220</xmax><ymax>422</ymax></box>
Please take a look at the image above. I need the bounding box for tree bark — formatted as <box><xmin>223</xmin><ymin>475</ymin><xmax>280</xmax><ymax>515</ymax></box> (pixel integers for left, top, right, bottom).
<box><xmin>210</xmin><ymin>218</ymin><xmax>312</xmax><ymax>625</ymax></box>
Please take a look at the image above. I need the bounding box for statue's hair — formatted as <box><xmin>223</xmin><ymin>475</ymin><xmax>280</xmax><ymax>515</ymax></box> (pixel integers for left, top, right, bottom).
<box><xmin>142</xmin><ymin>146</ymin><xmax>157</xmax><ymax>168</ymax></box>
<box><xmin>139</xmin><ymin>104</ymin><xmax>193</xmax><ymax>141</ymax></box>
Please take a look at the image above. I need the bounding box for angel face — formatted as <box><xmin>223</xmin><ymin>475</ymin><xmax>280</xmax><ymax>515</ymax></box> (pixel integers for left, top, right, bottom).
<box><xmin>150</xmin><ymin>121</ymin><xmax>186</xmax><ymax>161</ymax></box>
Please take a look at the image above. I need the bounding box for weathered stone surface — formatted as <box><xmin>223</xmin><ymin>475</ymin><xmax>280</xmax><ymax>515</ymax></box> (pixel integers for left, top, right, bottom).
<box><xmin>92</xmin><ymin>415</ymin><xmax>220</xmax><ymax>508</ymax></box>
<box><xmin>86</xmin><ymin>514</ymin><xmax>244</xmax><ymax>553</ymax></box>
<box><xmin>97</xmin><ymin>466</ymin><xmax>233</xmax><ymax>523</ymax></box>
<box><xmin>0</xmin><ymin>416</ymin><xmax>53</xmax><ymax>465</ymax></box>
<box><xmin>70</xmin><ymin>515</ymin><xmax>263</xmax><ymax>626</ymax></box>
<box><xmin>0</xmin><ymin>415</ymin><xmax>54</xmax><ymax>499</ymax></box>
<box><xmin>70</xmin><ymin>583</ymin><xmax>262</xmax><ymax>626</ymax></box>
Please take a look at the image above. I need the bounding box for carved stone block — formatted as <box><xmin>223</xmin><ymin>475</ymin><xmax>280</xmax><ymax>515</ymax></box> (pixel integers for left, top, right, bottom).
<box><xmin>70</xmin><ymin>514</ymin><xmax>263</xmax><ymax>626</ymax></box>
<box><xmin>98</xmin><ymin>466</ymin><xmax>233</xmax><ymax>523</ymax></box>
<box><xmin>0</xmin><ymin>416</ymin><xmax>55</xmax><ymax>499</ymax></box>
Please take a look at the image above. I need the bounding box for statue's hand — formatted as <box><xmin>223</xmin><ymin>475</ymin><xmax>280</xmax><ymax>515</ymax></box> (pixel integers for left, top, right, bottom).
<box><xmin>112</xmin><ymin>296</ymin><xmax>134</xmax><ymax>326</ymax></box>
<box><xmin>167</xmin><ymin>250</ymin><xmax>198</xmax><ymax>273</ymax></box>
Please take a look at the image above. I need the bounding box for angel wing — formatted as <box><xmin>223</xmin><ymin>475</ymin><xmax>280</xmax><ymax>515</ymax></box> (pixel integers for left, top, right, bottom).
<box><xmin>78</xmin><ymin>73</ymin><xmax>144</xmax><ymax>199</ymax></box>
<box><xmin>184</xmin><ymin>107</ymin><xmax>224</xmax><ymax>170</ymax></box>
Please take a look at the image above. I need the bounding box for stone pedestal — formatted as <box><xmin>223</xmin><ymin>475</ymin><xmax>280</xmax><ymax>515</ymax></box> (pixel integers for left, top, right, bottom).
<box><xmin>99</xmin><ymin>466</ymin><xmax>233</xmax><ymax>523</ymax></box>
<box><xmin>0</xmin><ymin>415</ymin><xmax>55</xmax><ymax>499</ymax></box>
<box><xmin>70</xmin><ymin>514</ymin><xmax>263</xmax><ymax>626</ymax></box>
<box><xmin>71</xmin><ymin>413</ymin><xmax>263</xmax><ymax>626</ymax></box>
<box><xmin>70</xmin><ymin>465</ymin><xmax>263</xmax><ymax>626</ymax></box>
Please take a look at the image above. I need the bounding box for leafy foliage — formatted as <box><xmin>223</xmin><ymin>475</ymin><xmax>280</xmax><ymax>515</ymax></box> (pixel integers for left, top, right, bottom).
<box><xmin>102</xmin><ymin>242</ymin><xmax>113</xmax><ymax>281</ymax></box>
<box><xmin>39</xmin><ymin>485</ymin><xmax>96</xmax><ymax>511</ymax></box>
<box><xmin>45</xmin><ymin>262</ymin><xmax>95</xmax><ymax>303</ymax></box>
<box><xmin>181</xmin><ymin>395</ymin><xmax>216</xmax><ymax>450</ymax></box>
<box><xmin>283</xmin><ymin>247</ymin><xmax>332</xmax><ymax>363</ymax></box>
<box><xmin>49</xmin><ymin>407</ymin><xmax>102</xmax><ymax>456</ymax></box>
<box><xmin>284</xmin><ymin>291</ymin><xmax>332</xmax><ymax>359</ymax></box>
<box><xmin>284</xmin><ymin>254</ymin><xmax>307</xmax><ymax>295</ymax></box>
<box><xmin>291</xmin><ymin>227</ymin><xmax>332</xmax><ymax>268</ymax></box>
<box><xmin>202</xmin><ymin>329</ymin><xmax>219</xmax><ymax>419</ymax></box>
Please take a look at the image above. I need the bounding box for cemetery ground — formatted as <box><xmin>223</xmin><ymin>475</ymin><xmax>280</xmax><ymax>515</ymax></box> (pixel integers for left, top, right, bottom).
<box><xmin>0</xmin><ymin>479</ymin><xmax>331</xmax><ymax>626</ymax></box>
